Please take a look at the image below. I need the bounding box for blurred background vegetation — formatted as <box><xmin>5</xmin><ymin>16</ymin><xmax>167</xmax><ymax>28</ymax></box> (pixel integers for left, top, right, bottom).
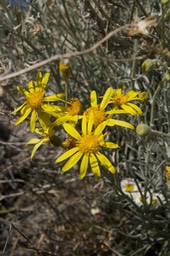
<box><xmin>1</xmin><ymin>0</ymin><xmax>170</xmax><ymax>255</ymax></box>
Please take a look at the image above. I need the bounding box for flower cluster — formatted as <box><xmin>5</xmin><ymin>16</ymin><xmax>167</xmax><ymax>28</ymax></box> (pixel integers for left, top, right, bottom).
<box><xmin>12</xmin><ymin>67</ymin><xmax>146</xmax><ymax>179</ymax></box>
<box><xmin>120</xmin><ymin>178</ymin><xmax>165</xmax><ymax>208</ymax></box>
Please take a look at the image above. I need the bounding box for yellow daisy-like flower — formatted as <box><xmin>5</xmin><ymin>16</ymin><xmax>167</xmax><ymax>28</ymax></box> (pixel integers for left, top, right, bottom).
<box><xmin>85</xmin><ymin>87</ymin><xmax>128</xmax><ymax>127</ymax></box>
<box><xmin>13</xmin><ymin>71</ymin><xmax>64</xmax><ymax>133</ymax></box>
<box><xmin>27</xmin><ymin>113</ymin><xmax>61</xmax><ymax>159</ymax></box>
<box><xmin>110</xmin><ymin>89</ymin><xmax>143</xmax><ymax>116</ymax></box>
<box><xmin>85</xmin><ymin>87</ymin><xmax>134</xmax><ymax>130</ymax></box>
<box><xmin>55</xmin><ymin>114</ymin><xmax>119</xmax><ymax>179</ymax></box>
<box><xmin>53</xmin><ymin>98</ymin><xmax>83</xmax><ymax>126</ymax></box>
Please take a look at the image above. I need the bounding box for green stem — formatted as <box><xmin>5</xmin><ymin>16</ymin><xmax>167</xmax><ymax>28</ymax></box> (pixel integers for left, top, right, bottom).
<box><xmin>150</xmin><ymin>129</ymin><xmax>170</xmax><ymax>139</ymax></box>
<box><xmin>150</xmin><ymin>80</ymin><xmax>164</xmax><ymax>127</ymax></box>
<box><xmin>64</xmin><ymin>79</ymin><xmax>69</xmax><ymax>106</ymax></box>
<box><xmin>161</xmin><ymin>2</ymin><xmax>166</xmax><ymax>49</ymax></box>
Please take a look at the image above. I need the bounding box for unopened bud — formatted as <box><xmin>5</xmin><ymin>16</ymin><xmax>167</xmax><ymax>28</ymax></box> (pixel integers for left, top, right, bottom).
<box><xmin>59</xmin><ymin>60</ymin><xmax>70</xmax><ymax>81</ymax></box>
<box><xmin>142</xmin><ymin>59</ymin><xmax>160</xmax><ymax>72</ymax></box>
<box><xmin>161</xmin><ymin>0</ymin><xmax>168</xmax><ymax>4</ymax></box>
<box><xmin>50</xmin><ymin>135</ymin><xmax>62</xmax><ymax>147</ymax></box>
<box><xmin>136</xmin><ymin>123</ymin><xmax>150</xmax><ymax>136</ymax></box>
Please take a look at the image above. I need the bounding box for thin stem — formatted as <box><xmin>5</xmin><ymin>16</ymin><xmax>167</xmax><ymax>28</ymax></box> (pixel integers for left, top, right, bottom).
<box><xmin>150</xmin><ymin>129</ymin><xmax>170</xmax><ymax>139</ymax></box>
<box><xmin>150</xmin><ymin>80</ymin><xmax>164</xmax><ymax>127</ymax></box>
<box><xmin>161</xmin><ymin>2</ymin><xmax>166</xmax><ymax>49</ymax></box>
<box><xmin>64</xmin><ymin>79</ymin><xmax>69</xmax><ymax>106</ymax></box>
<box><xmin>0</xmin><ymin>22</ymin><xmax>145</xmax><ymax>83</ymax></box>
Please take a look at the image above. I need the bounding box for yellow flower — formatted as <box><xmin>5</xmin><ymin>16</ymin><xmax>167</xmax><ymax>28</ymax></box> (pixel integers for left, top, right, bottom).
<box><xmin>166</xmin><ymin>166</ymin><xmax>170</xmax><ymax>172</ymax></box>
<box><xmin>55</xmin><ymin>114</ymin><xmax>119</xmax><ymax>179</ymax></box>
<box><xmin>27</xmin><ymin>113</ymin><xmax>61</xmax><ymax>159</ymax></box>
<box><xmin>110</xmin><ymin>89</ymin><xmax>143</xmax><ymax>116</ymax></box>
<box><xmin>13</xmin><ymin>71</ymin><xmax>64</xmax><ymax>132</ymax></box>
<box><xmin>84</xmin><ymin>87</ymin><xmax>128</xmax><ymax>127</ymax></box>
<box><xmin>166</xmin><ymin>165</ymin><xmax>170</xmax><ymax>183</ymax></box>
<box><xmin>53</xmin><ymin>98</ymin><xmax>83</xmax><ymax>126</ymax></box>
<box><xmin>59</xmin><ymin>60</ymin><xmax>70</xmax><ymax>81</ymax></box>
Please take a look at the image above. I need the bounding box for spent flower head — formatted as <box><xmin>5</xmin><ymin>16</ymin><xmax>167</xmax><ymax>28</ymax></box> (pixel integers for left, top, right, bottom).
<box><xmin>13</xmin><ymin>71</ymin><xmax>64</xmax><ymax>132</ymax></box>
<box><xmin>55</xmin><ymin>113</ymin><xmax>119</xmax><ymax>179</ymax></box>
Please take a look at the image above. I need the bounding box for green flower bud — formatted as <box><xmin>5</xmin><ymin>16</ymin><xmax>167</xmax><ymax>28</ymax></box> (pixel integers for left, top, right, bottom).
<box><xmin>136</xmin><ymin>123</ymin><xmax>150</xmax><ymax>136</ymax></box>
<box><xmin>50</xmin><ymin>135</ymin><xmax>62</xmax><ymax>147</ymax></box>
<box><xmin>142</xmin><ymin>59</ymin><xmax>160</xmax><ymax>72</ymax></box>
<box><xmin>163</xmin><ymin>68</ymin><xmax>170</xmax><ymax>81</ymax></box>
<box><xmin>161</xmin><ymin>0</ymin><xmax>168</xmax><ymax>4</ymax></box>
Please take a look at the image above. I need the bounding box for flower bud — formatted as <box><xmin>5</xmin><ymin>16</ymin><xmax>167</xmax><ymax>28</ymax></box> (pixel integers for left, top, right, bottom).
<box><xmin>59</xmin><ymin>59</ymin><xmax>70</xmax><ymax>81</ymax></box>
<box><xmin>136</xmin><ymin>123</ymin><xmax>150</xmax><ymax>136</ymax></box>
<box><xmin>50</xmin><ymin>135</ymin><xmax>62</xmax><ymax>147</ymax></box>
<box><xmin>142</xmin><ymin>59</ymin><xmax>160</xmax><ymax>72</ymax></box>
<box><xmin>161</xmin><ymin>0</ymin><xmax>168</xmax><ymax>4</ymax></box>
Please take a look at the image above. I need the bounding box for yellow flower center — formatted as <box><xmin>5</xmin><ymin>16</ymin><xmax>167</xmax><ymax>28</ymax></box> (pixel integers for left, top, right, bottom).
<box><xmin>151</xmin><ymin>198</ymin><xmax>158</xmax><ymax>206</ymax></box>
<box><xmin>85</xmin><ymin>106</ymin><xmax>106</xmax><ymax>127</ymax></box>
<box><xmin>125</xmin><ymin>183</ymin><xmax>135</xmax><ymax>192</ymax></box>
<box><xmin>27</xmin><ymin>90</ymin><xmax>44</xmax><ymax>109</ymax></box>
<box><xmin>76</xmin><ymin>134</ymin><xmax>100</xmax><ymax>154</ymax></box>
<box><xmin>62</xmin><ymin>137</ymin><xmax>76</xmax><ymax>149</ymax></box>
<box><xmin>67</xmin><ymin>98</ymin><xmax>82</xmax><ymax>116</ymax></box>
<box><xmin>113</xmin><ymin>94</ymin><xmax>128</xmax><ymax>106</ymax></box>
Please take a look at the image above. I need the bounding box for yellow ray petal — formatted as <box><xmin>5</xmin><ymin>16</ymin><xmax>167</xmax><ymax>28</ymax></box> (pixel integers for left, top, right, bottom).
<box><xmin>106</xmin><ymin>119</ymin><xmax>134</xmax><ymax>130</ymax></box>
<box><xmin>127</xmin><ymin>91</ymin><xmax>139</xmax><ymax>100</ymax></box>
<box><xmin>121</xmin><ymin>104</ymin><xmax>137</xmax><ymax>115</ymax></box>
<box><xmin>30</xmin><ymin>109</ymin><xmax>37</xmax><ymax>133</ymax></box>
<box><xmin>88</xmin><ymin>112</ymin><xmax>94</xmax><ymax>133</ymax></box>
<box><xmin>107</xmin><ymin>109</ymin><xmax>127</xmax><ymax>115</ymax></box>
<box><xmin>82</xmin><ymin>114</ymin><xmax>87</xmax><ymax>135</ymax></box>
<box><xmin>90</xmin><ymin>154</ymin><xmax>100</xmax><ymax>177</ymax></box>
<box><xmin>100</xmin><ymin>87</ymin><xmax>113</xmax><ymax>109</ymax></box>
<box><xmin>12</xmin><ymin>102</ymin><xmax>26</xmax><ymax>114</ymax></box>
<box><xmin>127</xmin><ymin>102</ymin><xmax>143</xmax><ymax>115</ymax></box>
<box><xmin>15</xmin><ymin>107</ymin><xmax>32</xmax><ymax>125</ymax></box>
<box><xmin>90</xmin><ymin>90</ymin><xmax>97</xmax><ymax>107</ymax></box>
<box><xmin>62</xmin><ymin>151</ymin><xmax>83</xmax><ymax>172</ymax></box>
<box><xmin>44</xmin><ymin>93</ymin><xmax>65</xmax><ymax>102</ymax></box>
<box><xmin>94</xmin><ymin>121</ymin><xmax>107</xmax><ymax>135</ymax></box>
<box><xmin>55</xmin><ymin>147</ymin><xmax>79</xmax><ymax>163</ymax></box>
<box><xmin>54</xmin><ymin>115</ymin><xmax>70</xmax><ymax>126</ymax></box>
<box><xmin>80</xmin><ymin>154</ymin><xmax>89</xmax><ymax>179</ymax></box>
<box><xmin>31</xmin><ymin>139</ymin><xmax>44</xmax><ymax>159</ymax></box>
<box><xmin>27</xmin><ymin>138</ymin><xmax>40</xmax><ymax>145</ymax></box>
<box><xmin>103</xmin><ymin>141</ymin><xmax>120</xmax><ymax>149</ymax></box>
<box><xmin>27</xmin><ymin>80</ymin><xmax>34</xmax><ymax>93</ymax></box>
<box><xmin>41</xmin><ymin>73</ymin><xmax>50</xmax><ymax>89</ymax></box>
<box><xmin>96</xmin><ymin>152</ymin><xmax>116</xmax><ymax>174</ymax></box>
<box><xmin>42</xmin><ymin>103</ymin><xmax>63</xmax><ymax>112</ymax></box>
<box><xmin>63</xmin><ymin>123</ymin><xmax>81</xmax><ymax>139</ymax></box>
